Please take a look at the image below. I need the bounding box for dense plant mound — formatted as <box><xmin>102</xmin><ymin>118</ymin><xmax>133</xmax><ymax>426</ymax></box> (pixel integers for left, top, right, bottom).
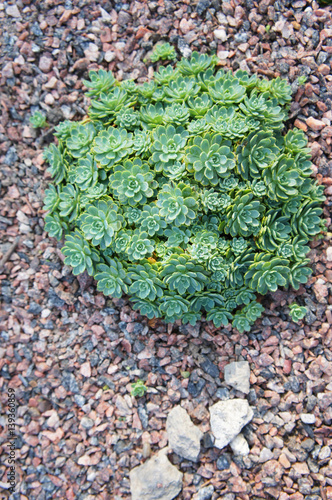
<box><xmin>43</xmin><ymin>52</ymin><xmax>325</xmax><ymax>331</ymax></box>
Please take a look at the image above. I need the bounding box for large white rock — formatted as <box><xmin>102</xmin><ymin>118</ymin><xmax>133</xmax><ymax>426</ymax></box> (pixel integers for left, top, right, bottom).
<box><xmin>224</xmin><ymin>361</ymin><xmax>250</xmax><ymax>394</ymax></box>
<box><xmin>166</xmin><ymin>405</ymin><xmax>203</xmax><ymax>462</ymax></box>
<box><xmin>130</xmin><ymin>448</ymin><xmax>183</xmax><ymax>500</ymax></box>
<box><xmin>230</xmin><ymin>433</ymin><xmax>250</xmax><ymax>456</ymax></box>
<box><xmin>209</xmin><ymin>399</ymin><xmax>254</xmax><ymax>449</ymax></box>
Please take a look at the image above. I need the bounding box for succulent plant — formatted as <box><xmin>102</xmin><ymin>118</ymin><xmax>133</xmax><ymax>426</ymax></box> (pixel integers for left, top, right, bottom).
<box><xmin>150</xmin><ymin>42</ymin><xmax>177</xmax><ymax>62</ymax></box>
<box><xmin>109</xmin><ymin>159</ymin><xmax>156</xmax><ymax>206</ymax></box>
<box><xmin>80</xmin><ymin>200</ymin><xmax>124</xmax><ymax>249</ymax></box>
<box><xmin>43</xmin><ymin>52</ymin><xmax>325</xmax><ymax>330</ymax></box>
<box><xmin>67</xmin><ymin>123</ymin><xmax>96</xmax><ymax>159</ymax></box>
<box><xmin>289</xmin><ymin>303</ymin><xmax>307</xmax><ymax>322</ymax></box>
<box><xmin>95</xmin><ymin>258</ymin><xmax>129</xmax><ymax>297</ymax></box>
<box><xmin>83</xmin><ymin>69</ymin><xmax>115</xmax><ymax>97</ymax></box>
<box><xmin>94</xmin><ymin>127</ymin><xmax>133</xmax><ymax>169</ymax></box>
<box><xmin>187</xmin><ymin>133</ymin><xmax>235</xmax><ymax>186</ymax></box>
<box><xmin>30</xmin><ymin>111</ymin><xmax>47</xmax><ymax>128</ymax></box>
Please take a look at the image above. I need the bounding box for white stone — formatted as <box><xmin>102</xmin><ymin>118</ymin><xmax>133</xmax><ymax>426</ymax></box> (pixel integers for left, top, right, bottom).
<box><xmin>259</xmin><ymin>447</ymin><xmax>274</xmax><ymax>462</ymax></box>
<box><xmin>6</xmin><ymin>5</ymin><xmax>21</xmax><ymax>17</ymax></box>
<box><xmin>104</xmin><ymin>51</ymin><xmax>115</xmax><ymax>62</ymax></box>
<box><xmin>45</xmin><ymin>93</ymin><xmax>54</xmax><ymax>105</ymax></box>
<box><xmin>300</xmin><ymin>414</ymin><xmax>316</xmax><ymax>425</ymax></box>
<box><xmin>217</xmin><ymin>50</ymin><xmax>230</xmax><ymax>61</ymax></box>
<box><xmin>319</xmin><ymin>445</ymin><xmax>331</xmax><ymax>460</ymax></box>
<box><xmin>209</xmin><ymin>399</ymin><xmax>254</xmax><ymax>450</ymax></box>
<box><xmin>230</xmin><ymin>433</ymin><xmax>250</xmax><ymax>456</ymax></box>
<box><xmin>224</xmin><ymin>361</ymin><xmax>250</xmax><ymax>394</ymax></box>
<box><xmin>166</xmin><ymin>405</ymin><xmax>203</xmax><ymax>462</ymax></box>
<box><xmin>99</xmin><ymin>6</ymin><xmax>112</xmax><ymax>20</ymax></box>
<box><xmin>214</xmin><ymin>28</ymin><xmax>227</xmax><ymax>41</ymax></box>
<box><xmin>84</xmin><ymin>43</ymin><xmax>99</xmax><ymax>62</ymax></box>
<box><xmin>326</xmin><ymin>247</ymin><xmax>332</xmax><ymax>262</ymax></box>
<box><xmin>130</xmin><ymin>448</ymin><xmax>183</xmax><ymax>500</ymax></box>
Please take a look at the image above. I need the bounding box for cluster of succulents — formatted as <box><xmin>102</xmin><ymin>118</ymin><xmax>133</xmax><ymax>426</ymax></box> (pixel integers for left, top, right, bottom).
<box><xmin>43</xmin><ymin>51</ymin><xmax>325</xmax><ymax>331</ymax></box>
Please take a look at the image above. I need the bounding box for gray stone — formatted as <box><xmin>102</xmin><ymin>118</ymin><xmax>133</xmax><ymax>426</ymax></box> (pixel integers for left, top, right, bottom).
<box><xmin>166</xmin><ymin>405</ymin><xmax>203</xmax><ymax>462</ymax></box>
<box><xmin>224</xmin><ymin>361</ymin><xmax>250</xmax><ymax>394</ymax></box>
<box><xmin>209</xmin><ymin>399</ymin><xmax>254</xmax><ymax>449</ymax></box>
<box><xmin>80</xmin><ymin>416</ymin><xmax>94</xmax><ymax>429</ymax></box>
<box><xmin>130</xmin><ymin>448</ymin><xmax>183</xmax><ymax>500</ymax></box>
<box><xmin>300</xmin><ymin>413</ymin><xmax>316</xmax><ymax>425</ymax></box>
<box><xmin>192</xmin><ymin>485</ymin><xmax>214</xmax><ymax>500</ymax></box>
<box><xmin>230</xmin><ymin>433</ymin><xmax>250</xmax><ymax>456</ymax></box>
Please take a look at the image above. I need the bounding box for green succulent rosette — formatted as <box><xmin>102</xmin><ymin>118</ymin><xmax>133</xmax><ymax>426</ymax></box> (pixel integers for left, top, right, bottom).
<box><xmin>42</xmin><ymin>51</ymin><xmax>325</xmax><ymax>329</ymax></box>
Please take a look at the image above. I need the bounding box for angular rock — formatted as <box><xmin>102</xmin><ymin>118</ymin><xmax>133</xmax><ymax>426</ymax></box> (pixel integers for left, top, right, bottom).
<box><xmin>300</xmin><ymin>414</ymin><xmax>316</xmax><ymax>425</ymax></box>
<box><xmin>230</xmin><ymin>433</ymin><xmax>250</xmax><ymax>456</ymax></box>
<box><xmin>224</xmin><ymin>361</ymin><xmax>250</xmax><ymax>394</ymax></box>
<box><xmin>209</xmin><ymin>399</ymin><xmax>254</xmax><ymax>449</ymax></box>
<box><xmin>130</xmin><ymin>448</ymin><xmax>183</xmax><ymax>500</ymax></box>
<box><xmin>192</xmin><ymin>485</ymin><xmax>214</xmax><ymax>500</ymax></box>
<box><xmin>166</xmin><ymin>405</ymin><xmax>203</xmax><ymax>462</ymax></box>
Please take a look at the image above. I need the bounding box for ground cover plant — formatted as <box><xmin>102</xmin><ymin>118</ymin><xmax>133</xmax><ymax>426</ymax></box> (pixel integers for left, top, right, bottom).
<box><xmin>43</xmin><ymin>52</ymin><xmax>325</xmax><ymax>331</ymax></box>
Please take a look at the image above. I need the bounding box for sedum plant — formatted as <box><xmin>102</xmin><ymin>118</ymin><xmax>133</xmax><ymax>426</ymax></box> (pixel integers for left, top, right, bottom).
<box><xmin>43</xmin><ymin>52</ymin><xmax>326</xmax><ymax>332</ymax></box>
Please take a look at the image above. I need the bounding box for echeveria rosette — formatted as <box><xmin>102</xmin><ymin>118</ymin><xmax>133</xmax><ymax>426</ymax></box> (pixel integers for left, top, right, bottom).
<box><xmin>80</xmin><ymin>183</ymin><xmax>108</xmax><ymax>207</ymax></box>
<box><xmin>66</xmin><ymin>123</ymin><xmax>96</xmax><ymax>159</ymax></box>
<box><xmin>71</xmin><ymin>154</ymin><xmax>98</xmax><ymax>191</ymax></box>
<box><xmin>187</xmin><ymin>94</ymin><xmax>213</xmax><ymax>117</ymax></box>
<box><xmin>163</xmin><ymin>103</ymin><xmax>190</xmax><ymax>126</ymax></box>
<box><xmin>132</xmin><ymin>298</ymin><xmax>161</xmax><ymax>319</ymax></box>
<box><xmin>83</xmin><ymin>69</ymin><xmax>115</xmax><ymax>98</ymax></box>
<box><xmin>150</xmin><ymin>125</ymin><xmax>188</xmax><ymax>171</ymax></box>
<box><xmin>177</xmin><ymin>51</ymin><xmax>218</xmax><ymax>76</ymax></box>
<box><xmin>245</xmin><ymin>253</ymin><xmax>290</xmax><ymax>294</ymax></box>
<box><xmin>292</xmin><ymin>201</ymin><xmax>323</xmax><ymax>239</ymax></box>
<box><xmin>150</xmin><ymin>42</ymin><xmax>177</xmax><ymax>63</ymax></box>
<box><xmin>208</xmin><ymin>77</ymin><xmax>246</xmax><ymax>105</ymax></box>
<box><xmin>242</xmin><ymin>301</ymin><xmax>264</xmax><ymax>323</ymax></box>
<box><xmin>163</xmin><ymin>76</ymin><xmax>200</xmax><ymax>102</ymax></box>
<box><xmin>126</xmin><ymin>230</ymin><xmax>155</xmax><ymax>262</ymax></box>
<box><xmin>257</xmin><ymin>210</ymin><xmax>292</xmax><ymax>252</ymax></box>
<box><xmin>158</xmin><ymin>293</ymin><xmax>190</xmax><ymax>322</ymax></box>
<box><xmin>190</xmin><ymin>291</ymin><xmax>224</xmax><ymax>313</ymax></box>
<box><xmin>225</xmin><ymin>192</ymin><xmax>262</xmax><ymax>238</ymax></box>
<box><xmin>89</xmin><ymin>87</ymin><xmax>134</xmax><ymax>120</ymax></box>
<box><xmin>94</xmin><ymin>127</ymin><xmax>133</xmax><ymax>169</ymax></box>
<box><xmin>288</xmin><ymin>261</ymin><xmax>312</xmax><ymax>290</ymax></box>
<box><xmin>95</xmin><ymin>259</ymin><xmax>129</xmax><ymax>297</ymax></box>
<box><xmin>43</xmin><ymin>144</ymin><xmax>67</xmax><ymax>185</ymax></box>
<box><xmin>115</xmin><ymin>109</ymin><xmax>140</xmax><ymax>130</ymax></box>
<box><xmin>187</xmin><ymin>134</ymin><xmax>235</xmax><ymax>186</ymax></box>
<box><xmin>160</xmin><ymin>255</ymin><xmax>208</xmax><ymax>295</ymax></box>
<box><xmin>128</xmin><ymin>262</ymin><xmax>165</xmax><ymax>301</ymax></box>
<box><xmin>237</xmin><ymin>131</ymin><xmax>280</xmax><ymax>180</ymax></box>
<box><xmin>80</xmin><ymin>200</ymin><xmax>123</xmax><ymax>249</ymax></box>
<box><xmin>62</xmin><ymin>230</ymin><xmax>99</xmax><ymax>276</ymax></box>
<box><xmin>232</xmin><ymin>314</ymin><xmax>252</xmax><ymax>333</ymax></box>
<box><xmin>109</xmin><ymin>159</ymin><xmax>156</xmax><ymax>206</ymax></box>
<box><xmin>43</xmin><ymin>185</ymin><xmax>60</xmax><ymax>213</ymax></box>
<box><xmin>153</xmin><ymin>65</ymin><xmax>179</xmax><ymax>85</ymax></box>
<box><xmin>44</xmin><ymin>213</ymin><xmax>68</xmax><ymax>241</ymax></box>
<box><xmin>59</xmin><ymin>184</ymin><xmax>80</xmax><ymax>222</ymax></box>
<box><xmin>139</xmin><ymin>205</ymin><xmax>167</xmax><ymax>236</ymax></box>
<box><xmin>206</xmin><ymin>308</ymin><xmax>233</xmax><ymax>328</ymax></box>
<box><xmin>113</xmin><ymin>230</ymin><xmax>132</xmax><ymax>255</ymax></box>
<box><xmin>157</xmin><ymin>182</ymin><xmax>198</xmax><ymax>227</ymax></box>
<box><xmin>289</xmin><ymin>303</ymin><xmax>307</xmax><ymax>322</ymax></box>
<box><xmin>165</xmin><ymin>227</ymin><xmax>191</xmax><ymax>248</ymax></box>
<box><xmin>263</xmin><ymin>155</ymin><xmax>303</xmax><ymax>202</ymax></box>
